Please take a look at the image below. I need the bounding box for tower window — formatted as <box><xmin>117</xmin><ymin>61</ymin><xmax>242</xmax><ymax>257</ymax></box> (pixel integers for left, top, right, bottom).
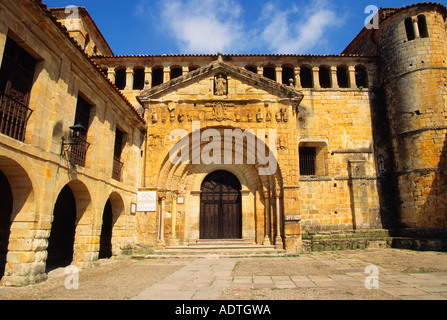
<box><xmin>114</xmin><ymin>68</ymin><xmax>126</xmax><ymax>90</ymax></box>
<box><xmin>300</xmin><ymin>66</ymin><xmax>313</xmax><ymax>88</ymax></box>
<box><xmin>152</xmin><ymin>67</ymin><xmax>163</xmax><ymax>87</ymax></box>
<box><xmin>337</xmin><ymin>66</ymin><xmax>349</xmax><ymax>88</ymax></box>
<box><xmin>171</xmin><ymin>67</ymin><xmax>183</xmax><ymax>80</ymax></box>
<box><xmin>405</xmin><ymin>17</ymin><xmax>415</xmax><ymax>41</ymax></box>
<box><xmin>133</xmin><ymin>68</ymin><xmax>145</xmax><ymax>90</ymax></box>
<box><xmin>418</xmin><ymin>15</ymin><xmax>429</xmax><ymax>38</ymax></box>
<box><xmin>263</xmin><ymin>66</ymin><xmax>276</xmax><ymax>81</ymax></box>
<box><xmin>319</xmin><ymin>66</ymin><xmax>331</xmax><ymax>88</ymax></box>
<box><xmin>282</xmin><ymin>66</ymin><xmax>294</xmax><ymax>86</ymax></box>
<box><xmin>355</xmin><ymin>66</ymin><xmax>368</xmax><ymax>88</ymax></box>
<box><xmin>245</xmin><ymin>65</ymin><xmax>257</xmax><ymax>73</ymax></box>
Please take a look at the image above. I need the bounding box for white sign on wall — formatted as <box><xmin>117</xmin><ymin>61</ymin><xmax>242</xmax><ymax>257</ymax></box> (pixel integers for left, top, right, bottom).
<box><xmin>137</xmin><ymin>191</ymin><xmax>157</xmax><ymax>212</ymax></box>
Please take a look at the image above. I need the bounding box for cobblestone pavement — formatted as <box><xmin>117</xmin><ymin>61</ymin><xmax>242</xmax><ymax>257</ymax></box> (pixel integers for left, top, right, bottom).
<box><xmin>1</xmin><ymin>249</ymin><xmax>447</xmax><ymax>300</ymax></box>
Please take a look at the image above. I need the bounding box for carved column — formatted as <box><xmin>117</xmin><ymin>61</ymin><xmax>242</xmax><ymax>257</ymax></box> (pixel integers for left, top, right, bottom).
<box><xmin>170</xmin><ymin>191</ymin><xmax>179</xmax><ymax>246</ymax></box>
<box><xmin>144</xmin><ymin>67</ymin><xmax>152</xmax><ymax>89</ymax></box>
<box><xmin>331</xmin><ymin>66</ymin><xmax>339</xmax><ymax>89</ymax></box>
<box><xmin>312</xmin><ymin>67</ymin><xmax>320</xmax><ymax>89</ymax></box>
<box><xmin>294</xmin><ymin>66</ymin><xmax>301</xmax><ymax>89</ymax></box>
<box><xmin>275</xmin><ymin>67</ymin><xmax>282</xmax><ymax>84</ymax></box>
<box><xmin>107</xmin><ymin>67</ymin><xmax>116</xmax><ymax>84</ymax></box>
<box><xmin>348</xmin><ymin>66</ymin><xmax>357</xmax><ymax>89</ymax></box>
<box><xmin>125</xmin><ymin>67</ymin><xmax>134</xmax><ymax>90</ymax></box>
<box><xmin>412</xmin><ymin>17</ymin><xmax>420</xmax><ymax>38</ymax></box>
<box><xmin>275</xmin><ymin>187</ymin><xmax>284</xmax><ymax>249</ymax></box>
<box><xmin>263</xmin><ymin>188</ymin><xmax>272</xmax><ymax>245</ymax></box>
<box><xmin>163</xmin><ymin>66</ymin><xmax>170</xmax><ymax>83</ymax></box>
<box><xmin>158</xmin><ymin>191</ymin><xmax>167</xmax><ymax>246</ymax></box>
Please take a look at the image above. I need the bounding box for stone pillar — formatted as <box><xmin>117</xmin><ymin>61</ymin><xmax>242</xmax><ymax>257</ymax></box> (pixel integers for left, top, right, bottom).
<box><xmin>312</xmin><ymin>67</ymin><xmax>320</xmax><ymax>89</ymax></box>
<box><xmin>275</xmin><ymin>187</ymin><xmax>284</xmax><ymax>249</ymax></box>
<box><xmin>348</xmin><ymin>66</ymin><xmax>357</xmax><ymax>89</ymax></box>
<box><xmin>158</xmin><ymin>192</ymin><xmax>166</xmax><ymax>246</ymax></box>
<box><xmin>348</xmin><ymin>160</ymin><xmax>368</xmax><ymax>230</ymax></box>
<box><xmin>257</xmin><ymin>66</ymin><xmax>264</xmax><ymax>76</ymax></box>
<box><xmin>163</xmin><ymin>67</ymin><xmax>170</xmax><ymax>83</ymax></box>
<box><xmin>170</xmin><ymin>191</ymin><xmax>179</xmax><ymax>246</ymax></box>
<box><xmin>294</xmin><ymin>67</ymin><xmax>301</xmax><ymax>89</ymax></box>
<box><xmin>107</xmin><ymin>67</ymin><xmax>116</xmax><ymax>85</ymax></box>
<box><xmin>263</xmin><ymin>189</ymin><xmax>271</xmax><ymax>245</ymax></box>
<box><xmin>412</xmin><ymin>17</ymin><xmax>420</xmax><ymax>38</ymax></box>
<box><xmin>182</xmin><ymin>66</ymin><xmax>189</xmax><ymax>76</ymax></box>
<box><xmin>275</xmin><ymin>67</ymin><xmax>282</xmax><ymax>84</ymax></box>
<box><xmin>144</xmin><ymin>67</ymin><xmax>152</xmax><ymax>90</ymax></box>
<box><xmin>331</xmin><ymin>66</ymin><xmax>339</xmax><ymax>89</ymax></box>
<box><xmin>125</xmin><ymin>67</ymin><xmax>134</xmax><ymax>90</ymax></box>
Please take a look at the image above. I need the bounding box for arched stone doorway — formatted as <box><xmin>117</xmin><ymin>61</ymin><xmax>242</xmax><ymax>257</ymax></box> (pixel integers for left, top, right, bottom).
<box><xmin>99</xmin><ymin>192</ymin><xmax>124</xmax><ymax>259</ymax></box>
<box><xmin>99</xmin><ymin>200</ymin><xmax>113</xmax><ymax>259</ymax></box>
<box><xmin>0</xmin><ymin>170</ymin><xmax>13</xmax><ymax>280</ymax></box>
<box><xmin>46</xmin><ymin>185</ymin><xmax>77</xmax><ymax>272</ymax></box>
<box><xmin>200</xmin><ymin>170</ymin><xmax>242</xmax><ymax>239</ymax></box>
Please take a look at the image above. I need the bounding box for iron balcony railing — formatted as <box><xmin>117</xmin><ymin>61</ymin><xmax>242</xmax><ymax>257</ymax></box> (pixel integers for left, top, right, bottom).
<box><xmin>0</xmin><ymin>93</ymin><xmax>33</xmax><ymax>142</ymax></box>
<box><xmin>69</xmin><ymin>135</ymin><xmax>90</xmax><ymax>167</ymax></box>
<box><xmin>112</xmin><ymin>156</ymin><xmax>124</xmax><ymax>181</ymax></box>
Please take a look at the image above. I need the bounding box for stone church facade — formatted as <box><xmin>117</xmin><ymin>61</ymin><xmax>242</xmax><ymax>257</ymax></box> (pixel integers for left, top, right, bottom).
<box><xmin>0</xmin><ymin>0</ymin><xmax>446</xmax><ymax>286</ymax></box>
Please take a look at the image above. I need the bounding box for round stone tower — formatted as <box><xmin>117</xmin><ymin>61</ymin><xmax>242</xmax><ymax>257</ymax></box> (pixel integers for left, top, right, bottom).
<box><xmin>376</xmin><ymin>3</ymin><xmax>447</xmax><ymax>229</ymax></box>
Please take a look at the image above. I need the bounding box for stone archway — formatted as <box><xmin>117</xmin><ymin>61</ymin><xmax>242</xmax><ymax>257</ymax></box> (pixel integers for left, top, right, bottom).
<box><xmin>155</xmin><ymin>126</ymin><xmax>285</xmax><ymax>246</ymax></box>
<box><xmin>46</xmin><ymin>185</ymin><xmax>77</xmax><ymax>272</ymax></box>
<box><xmin>0</xmin><ymin>156</ymin><xmax>37</xmax><ymax>285</ymax></box>
<box><xmin>46</xmin><ymin>179</ymin><xmax>92</xmax><ymax>272</ymax></box>
<box><xmin>200</xmin><ymin>170</ymin><xmax>242</xmax><ymax>239</ymax></box>
<box><xmin>99</xmin><ymin>192</ymin><xmax>125</xmax><ymax>259</ymax></box>
<box><xmin>0</xmin><ymin>170</ymin><xmax>13</xmax><ymax>280</ymax></box>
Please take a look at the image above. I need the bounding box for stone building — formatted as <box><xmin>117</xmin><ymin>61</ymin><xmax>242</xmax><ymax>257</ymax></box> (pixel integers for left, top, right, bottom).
<box><xmin>0</xmin><ymin>0</ymin><xmax>446</xmax><ymax>286</ymax></box>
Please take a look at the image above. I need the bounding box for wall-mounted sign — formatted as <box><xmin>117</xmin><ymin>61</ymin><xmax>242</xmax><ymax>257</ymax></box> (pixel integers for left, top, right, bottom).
<box><xmin>130</xmin><ymin>203</ymin><xmax>137</xmax><ymax>214</ymax></box>
<box><xmin>137</xmin><ymin>191</ymin><xmax>157</xmax><ymax>212</ymax></box>
<box><xmin>177</xmin><ymin>196</ymin><xmax>185</xmax><ymax>204</ymax></box>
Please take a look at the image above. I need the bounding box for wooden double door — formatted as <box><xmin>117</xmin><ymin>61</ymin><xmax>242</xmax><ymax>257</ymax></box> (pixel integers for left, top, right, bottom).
<box><xmin>200</xmin><ymin>171</ymin><xmax>242</xmax><ymax>239</ymax></box>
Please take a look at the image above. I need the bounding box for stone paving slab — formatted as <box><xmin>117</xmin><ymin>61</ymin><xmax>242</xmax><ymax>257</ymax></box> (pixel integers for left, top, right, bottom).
<box><xmin>2</xmin><ymin>249</ymin><xmax>447</xmax><ymax>300</ymax></box>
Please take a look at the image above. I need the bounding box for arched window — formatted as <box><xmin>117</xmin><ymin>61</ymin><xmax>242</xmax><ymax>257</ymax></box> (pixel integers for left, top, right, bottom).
<box><xmin>300</xmin><ymin>66</ymin><xmax>313</xmax><ymax>88</ymax></box>
<box><xmin>319</xmin><ymin>66</ymin><xmax>331</xmax><ymax>88</ymax></box>
<box><xmin>152</xmin><ymin>66</ymin><xmax>163</xmax><ymax>87</ymax></box>
<box><xmin>263</xmin><ymin>66</ymin><xmax>276</xmax><ymax>81</ymax></box>
<box><xmin>337</xmin><ymin>66</ymin><xmax>349</xmax><ymax>88</ymax></box>
<box><xmin>114</xmin><ymin>68</ymin><xmax>126</xmax><ymax>90</ymax></box>
<box><xmin>355</xmin><ymin>66</ymin><xmax>368</xmax><ymax>88</ymax></box>
<box><xmin>189</xmin><ymin>65</ymin><xmax>200</xmax><ymax>72</ymax></box>
<box><xmin>282</xmin><ymin>66</ymin><xmax>294</xmax><ymax>86</ymax></box>
<box><xmin>418</xmin><ymin>15</ymin><xmax>429</xmax><ymax>38</ymax></box>
<box><xmin>133</xmin><ymin>67</ymin><xmax>145</xmax><ymax>90</ymax></box>
<box><xmin>245</xmin><ymin>65</ymin><xmax>257</xmax><ymax>74</ymax></box>
<box><xmin>405</xmin><ymin>17</ymin><xmax>415</xmax><ymax>41</ymax></box>
<box><xmin>171</xmin><ymin>66</ymin><xmax>183</xmax><ymax>80</ymax></box>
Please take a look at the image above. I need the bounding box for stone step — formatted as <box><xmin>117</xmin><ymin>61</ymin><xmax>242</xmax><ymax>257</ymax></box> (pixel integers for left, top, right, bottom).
<box><xmin>149</xmin><ymin>240</ymin><xmax>281</xmax><ymax>257</ymax></box>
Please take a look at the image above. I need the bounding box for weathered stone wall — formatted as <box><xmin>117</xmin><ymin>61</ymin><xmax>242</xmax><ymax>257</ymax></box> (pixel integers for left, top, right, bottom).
<box><xmin>0</xmin><ymin>0</ymin><xmax>145</xmax><ymax>286</ymax></box>
<box><xmin>377</xmin><ymin>5</ymin><xmax>447</xmax><ymax>229</ymax></box>
<box><xmin>298</xmin><ymin>87</ymin><xmax>381</xmax><ymax>232</ymax></box>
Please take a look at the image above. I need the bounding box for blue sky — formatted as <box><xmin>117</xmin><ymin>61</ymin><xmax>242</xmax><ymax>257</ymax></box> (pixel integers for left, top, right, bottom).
<box><xmin>43</xmin><ymin>0</ymin><xmax>447</xmax><ymax>55</ymax></box>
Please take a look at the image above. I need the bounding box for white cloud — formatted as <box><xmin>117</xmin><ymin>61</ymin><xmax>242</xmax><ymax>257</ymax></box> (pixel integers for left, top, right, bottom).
<box><xmin>259</xmin><ymin>0</ymin><xmax>343</xmax><ymax>54</ymax></box>
<box><xmin>138</xmin><ymin>0</ymin><xmax>345</xmax><ymax>54</ymax></box>
<box><xmin>159</xmin><ymin>0</ymin><xmax>245</xmax><ymax>54</ymax></box>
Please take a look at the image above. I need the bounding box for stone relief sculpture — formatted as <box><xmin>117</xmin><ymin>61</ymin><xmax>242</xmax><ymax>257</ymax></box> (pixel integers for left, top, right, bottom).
<box><xmin>215</xmin><ymin>73</ymin><xmax>227</xmax><ymax>96</ymax></box>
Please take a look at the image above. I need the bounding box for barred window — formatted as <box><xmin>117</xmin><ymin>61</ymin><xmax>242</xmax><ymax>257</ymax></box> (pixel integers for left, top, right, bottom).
<box><xmin>299</xmin><ymin>147</ymin><xmax>317</xmax><ymax>176</ymax></box>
